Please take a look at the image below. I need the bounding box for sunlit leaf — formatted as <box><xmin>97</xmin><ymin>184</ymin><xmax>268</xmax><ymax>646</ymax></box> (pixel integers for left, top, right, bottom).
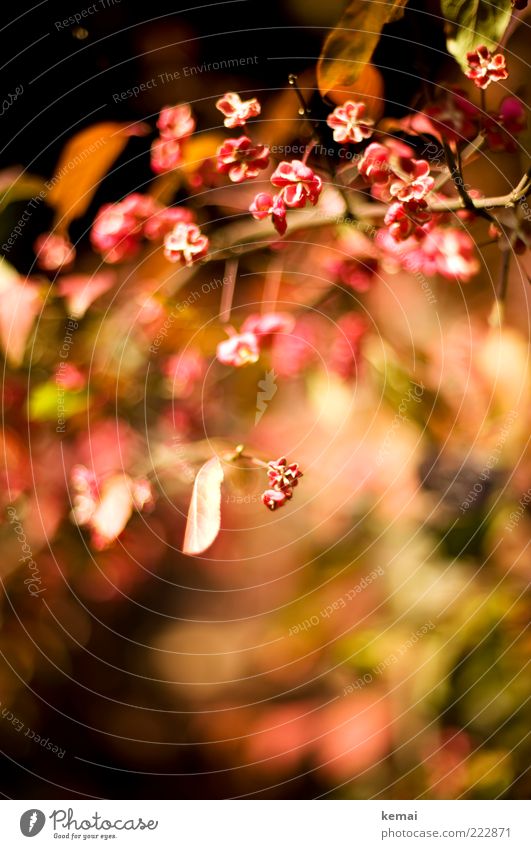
<box><xmin>183</xmin><ymin>456</ymin><xmax>224</xmax><ymax>555</ymax></box>
<box><xmin>317</xmin><ymin>0</ymin><xmax>408</xmax><ymax>99</ymax></box>
<box><xmin>441</xmin><ymin>0</ymin><xmax>512</xmax><ymax>71</ymax></box>
<box><xmin>29</xmin><ymin>382</ymin><xmax>88</xmax><ymax>421</ymax></box>
<box><xmin>47</xmin><ymin>122</ymin><xmax>148</xmax><ymax>229</ymax></box>
<box><xmin>0</xmin><ymin>259</ymin><xmax>42</xmax><ymax>367</ymax></box>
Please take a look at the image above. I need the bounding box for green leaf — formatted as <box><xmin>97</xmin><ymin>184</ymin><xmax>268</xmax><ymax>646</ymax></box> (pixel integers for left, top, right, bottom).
<box><xmin>29</xmin><ymin>382</ymin><xmax>87</xmax><ymax>421</ymax></box>
<box><xmin>441</xmin><ymin>0</ymin><xmax>512</xmax><ymax>71</ymax></box>
<box><xmin>317</xmin><ymin>0</ymin><xmax>408</xmax><ymax>97</ymax></box>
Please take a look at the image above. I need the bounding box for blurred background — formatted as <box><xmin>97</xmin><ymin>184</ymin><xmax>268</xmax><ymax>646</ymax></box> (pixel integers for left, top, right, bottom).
<box><xmin>1</xmin><ymin>0</ymin><xmax>530</xmax><ymax>800</ymax></box>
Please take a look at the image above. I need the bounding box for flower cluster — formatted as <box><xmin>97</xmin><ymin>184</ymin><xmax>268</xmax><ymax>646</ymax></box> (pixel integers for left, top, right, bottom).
<box><xmin>150</xmin><ymin>103</ymin><xmax>196</xmax><ymax>173</ymax></box>
<box><xmin>358</xmin><ymin>140</ymin><xmax>434</xmax><ymax>242</ymax></box>
<box><xmin>326</xmin><ymin>101</ymin><xmax>374</xmax><ymax>144</ymax></box>
<box><xmin>465</xmin><ymin>45</ymin><xmax>508</xmax><ymax>90</ymax></box>
<box><xmin>216</xmin><ymin>91</ymin><xmax>261</xmax><ymax>128</ymax></box>
<box><xmin>90</xmin><ymin>194</ymin><xmax>201</xmax><ymax>264</ymax></box>
<box><xmin>250</xmin><ymin>160</ymin><xmax>323</xmax><ymax>235</ymax></box>
<box><xmin>261</xmin><ymin>456</ymin><xmax>303</xmax><ymax>510</ymax></box>
<box><xmin>216</xmin><ymin>312</ymin><xmax>294</xmax><ymax>367</ymax></box>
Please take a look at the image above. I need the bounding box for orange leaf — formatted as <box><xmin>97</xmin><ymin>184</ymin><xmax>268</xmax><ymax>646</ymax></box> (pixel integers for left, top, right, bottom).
<box><xmin>317</xmin><ymin>0</ymin><xmax>408</xmax><ymax>100</ymax></box>
<box><xmin>326</xmin><ymin>62</ymin><xmax>385</xmax><ymax>121</ymax></box>
<box><xmin>183</xmin><ymin>456</ymin><xmax>224</xmax><ymax>556</ymax></box>
<box><xmin>48</xmin><ymin>122</ymin><xmax>148</xmax><ymax>229</ymax></box>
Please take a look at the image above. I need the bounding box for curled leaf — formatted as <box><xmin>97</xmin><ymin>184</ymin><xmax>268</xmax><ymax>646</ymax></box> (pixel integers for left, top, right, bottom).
<box><xmin>183</xmin><ymin>456</ymin><xmax>224</xmax><ymax>555</ymax></box>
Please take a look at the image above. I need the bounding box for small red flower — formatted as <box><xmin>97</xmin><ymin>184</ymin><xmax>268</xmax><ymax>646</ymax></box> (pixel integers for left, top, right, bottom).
<box><xmin>163</xmin><ymin>222</ymin><xmax>209</xmax><ymax>265</ymax></box>
<box><xmin>261</xmin><ymin>488</ymin><xmax>291</xmax><ymax>510</ymax></box>
<box><xmin>157</xmin><ymin>103</ymin><xmax>195</xmax><ymax>140</ymax></box>
<box><xmin>34</xmin><ymin>232</ymin><xmax>75</xmax><ymax>271</ymax></box>
<box><xmin>216</xmin><ymin>91</ymin><xmax>261</xmax><ymax>128</ymax></box>
<box><xmin>216</xmin><ymin>332</ymin><xmax>260</xmax><ymax>367</ymax></box>
<box><xmin>465</xmin><ymin>45</ymin><xmax>508</xmax><ymax>89</ymax></box>
<box><xmin>358</xmin><ymin>143</ymin><xmax>392</xmax><ymax>185</ymax></box>
<box><xmin>270</xmin><ymin>160</ymin><xmax>322</xmax><ymax>208</ymax></box>
<box><xmin>249</xmin><ymin>192</ymin><xmax>287</xmax><ymax>235</ymax></box>
<box><xmin>143</xmin><ymin>206</ymin><xmax>195</xmax><ymax>240</ymax></box>
<box><xmin>91</xmin><ymin>194</ymin><xmax>159</xmax><ymax>263</ymax></box>
<box><xmin>326</xmin><ymin>101</ymin><xmax>374</xmax><ymax>144</ymax></box>
<box><xmin>389</xmin><ymin>158</ymin><xmax>434</xmax><ymax>202</ymax></box>
<box><xmin>385</xmin><ymin>199</ymin><xmax>432</xmax><ymax>241</ymax></box>
<box><xmin>150</xmin><ymin>137</ymin><xmax>182</xmax><ymax>173</ymax></box>
<box><xmin>261</xmin><ymin>456</ymin><xmax>302</xmax><ymax>511</ymax></box>
<box><xmin>216</xmin><ymin>136</ymin><xmax>270</xmax><ymax>183</ymax></box>
<box><xmin>267</xmin><ymin>457</ymin><xmax>303</xmax><ymax>491</ymax></box>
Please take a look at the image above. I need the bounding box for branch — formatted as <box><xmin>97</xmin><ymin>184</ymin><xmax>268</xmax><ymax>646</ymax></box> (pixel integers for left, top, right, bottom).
<box><xmin>206</xmin><ymin>171</ymin><xmax>531</xmax><ymax>261</ymax></box>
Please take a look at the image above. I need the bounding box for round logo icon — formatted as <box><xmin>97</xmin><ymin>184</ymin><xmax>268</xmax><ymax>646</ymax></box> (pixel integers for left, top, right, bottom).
<box><xmin>20</xmin><ymin>810</ymin><xmax>46</xmax><ymax>837</ymax></box>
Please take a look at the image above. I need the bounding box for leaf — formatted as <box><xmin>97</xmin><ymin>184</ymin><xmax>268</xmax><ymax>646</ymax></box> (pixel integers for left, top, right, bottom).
<box><xmin>317</xmin><ymin>0</ymin><xmax>408</xmax><ymax>98</ymax></box>
<box><xmin>441</xmin><ymin>0</ymin><xmax>512</xmax><ymax>71</ymax></box>
<box><xmin>0</xmin><ymin>259</ymin><xmax>42</xmax><ymax>367</ymax></box>
<box><xmin>29</xmin><ymin>383</ymin><xmax>87</xmax><ymax>421</ymax></box>
<box><xmin>57</xmin><ymin>271</ymin><xmax>116</xmax><ymax>318</ymax></box>
<box><xmin>47</xmin><ymin>122</ymin><xmax>148</xmax><ymax>229</ymax></box>
<box><xmin>0</xmin><ymin>168</ymin><xmax>45</xmax><ymax>214</ymax></box>
<box><xmin>183</xmin><ymin>456</ymin><xmax>224</xmax><ymax>555</ymax></box>
<box><xmin>91</xmin><ymin>474</ymin><xmax>135</xmax><ymax>547</ymax></box>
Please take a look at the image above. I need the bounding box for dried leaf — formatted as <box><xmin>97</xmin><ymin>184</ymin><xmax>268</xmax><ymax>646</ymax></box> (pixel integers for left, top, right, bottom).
<box><xmin>183</xmin><ymin>456</ymin><xmax>224</xmax><ymax>555</ymax></box>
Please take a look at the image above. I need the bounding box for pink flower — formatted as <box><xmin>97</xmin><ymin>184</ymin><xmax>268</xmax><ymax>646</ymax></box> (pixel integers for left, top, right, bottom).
<box><xmin>389</xmin><ymin>158</ymin><xmax>434</xmax><ymax>202</ymax></box>
<box><xmin>249</xmin><ymin>192</ymin><xmax>287</xmax><ymax>235</ymax></box>
<box><xmin>465</xmin><ymin>45</ymin><xmax>508</xmax><ymax>89</ymax></box>
<box><xmin>267</xmin><ymin>457</ymin><xmax>303</xmax><ymax>491</ymax></box>
<box><xmin>163</xmin><ymin>222</ymin><xmax>209</xmax><ymax>265</ymax></box>
<box><xmin>385</xmin><ymin>199</ymin><xmax>432</xmax><ymax>241</ymax></box>
<box><xmin>261</xmin><ymin>456</ymin><xmax>302</xmax><ymax>510</ymax></box>
<box><xmin>241</xmin><ymin>312</ymin><xmax>295</xmax><ymax>337</ymax></box>
<box><xmin>157</xmin><ymin>103</ymin><xmax>195</xmax><ymax>140</ymax></box>
<box><xmin>216</xmin><ymin>136</ymin><xmax>270</xmax><ymax>183</ymax></box>
<box><xmin>216</xmin><ymin>91</ymin><xmax>261</xmax><ymax>128</ymax></box>
<box><xmin>91</xmin><ymin>194</ymin><xmax>159</xmax><ymax>263</ymax></box>
<box><xmin>216</xmin><ymin>331</ymin><xmax>260</xmax><ymax>367</ymax></box>
<box><xmin>34</xmin><ymin>232</ymin><xmax>75</xmax><ymax>271</ymax></box>
<box><xmin>261</xmin><ymin>488</ymin><xmax>291</xmax><ymax>510</ymax></box>
<box><xmin>423</xmin><ymin>228</ymin><xmax>480</xmax><ymax>281</ymax></box>
<box><xmin>150</xmin><ymin>137</ymin><xmax>182</xmax><ymax>173</ymax></box>
<box><xmin>326</xmin><ymin>101</ymin><xmax>374</xmax><ymax>144</ymax></box>
<box><xmin>143</xmin><ymin>206</ymin><xmax>195</xmax><ymax>241</ymax></box>
<box><xmin>270</xmin><ymin>160</ymin><xmax>322</xmax><ymax>208</ymax></box>
<box><xmin>358</xmin><ymin>143</ymin><xmax>392</xmax><ymax>185</ymax></box>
